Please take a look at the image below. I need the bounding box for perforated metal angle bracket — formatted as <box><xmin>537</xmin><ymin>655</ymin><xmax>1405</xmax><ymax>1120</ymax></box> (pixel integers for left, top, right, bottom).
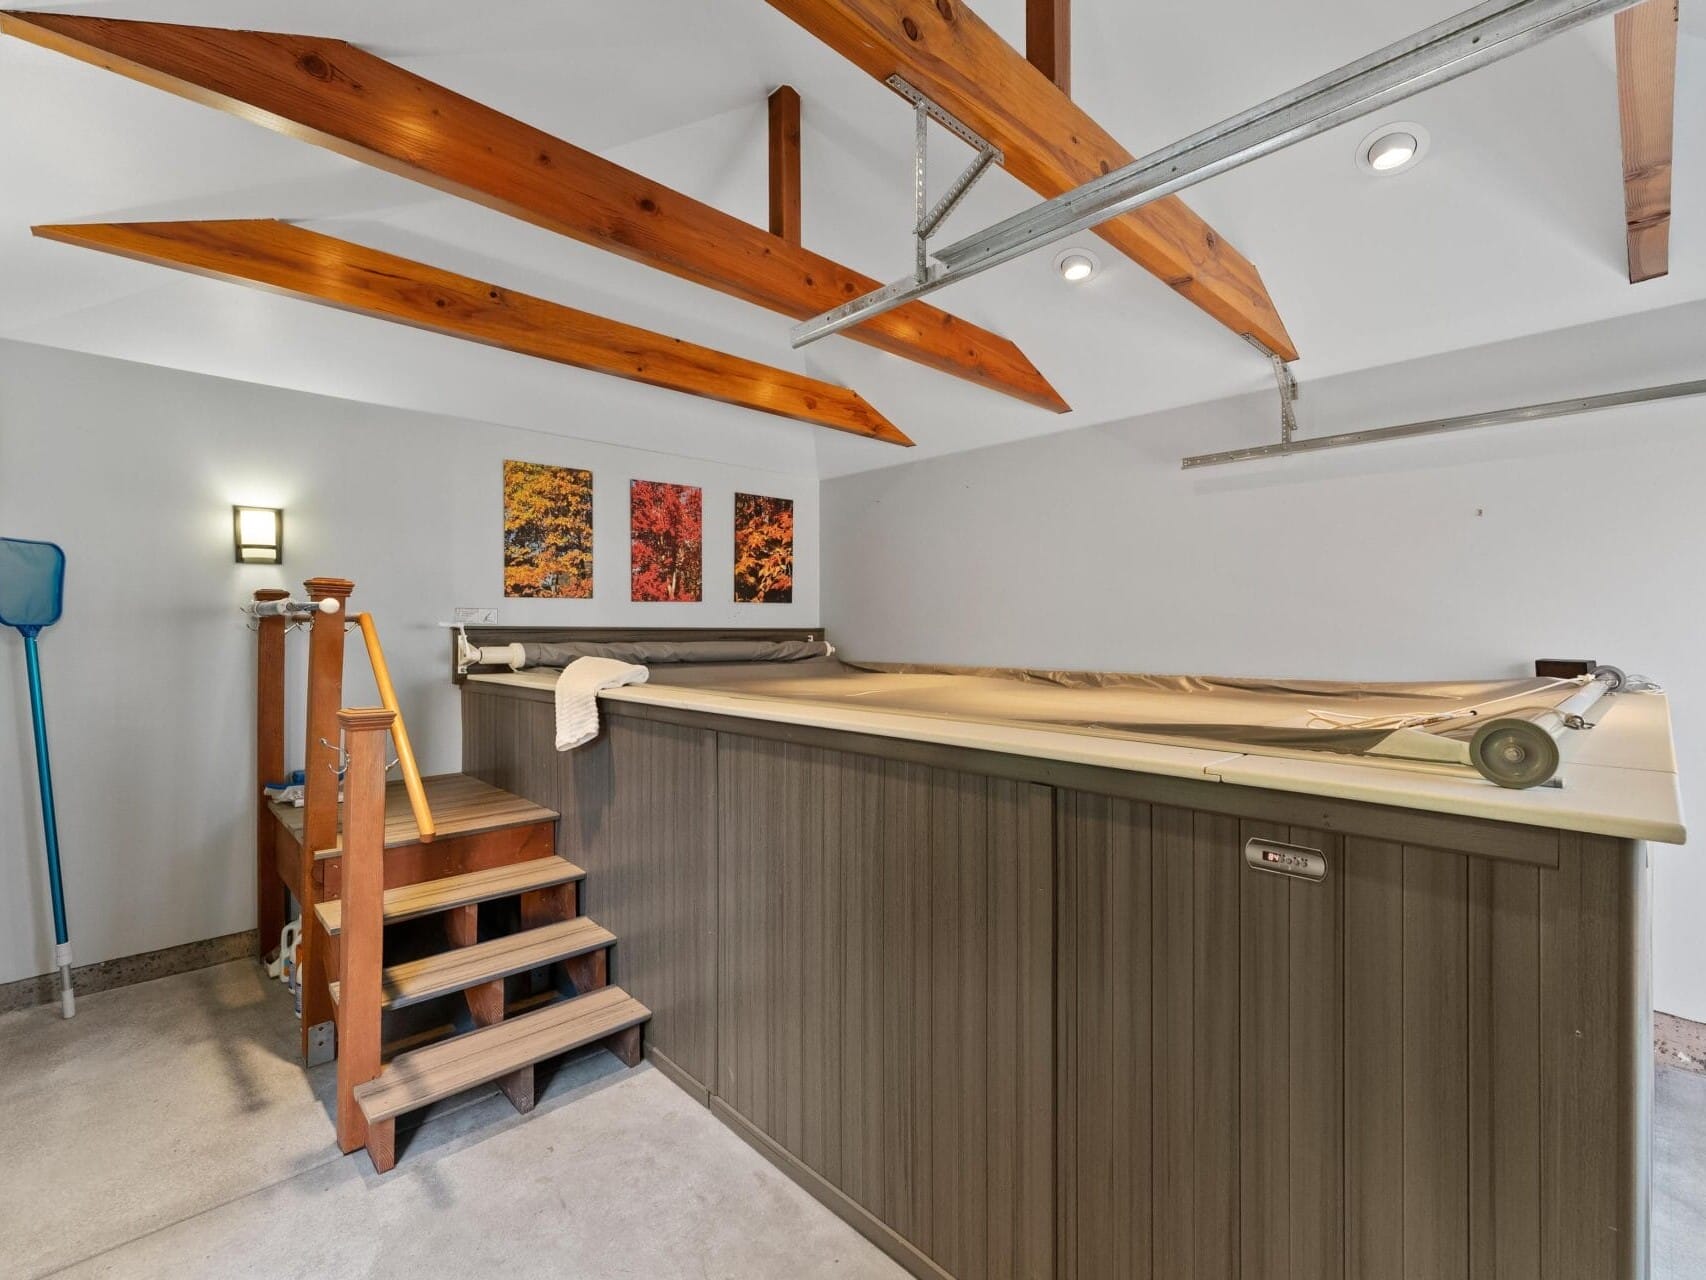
<box><xmin>885</xmin><ymin>76</ymin><xmax>1004</xmax><ymax>285</ymax></box>
<box><xmin>307</xmin><ymin>1019</ymin><xmax>336</xmax><ymax>1066</ymax></box>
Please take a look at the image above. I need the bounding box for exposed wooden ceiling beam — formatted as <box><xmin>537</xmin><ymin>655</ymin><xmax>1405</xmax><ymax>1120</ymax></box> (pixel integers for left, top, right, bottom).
<box><xmin>768</xmin><ymin>86</ymin><xmax>803</xmax><ymax>245</ymax></box>
<box><xmin>1614</xmin><ymin>0</ymin><xmax>1677</xmax><ymax>283</ymax></box>
<box><xmin>1025</xmin><ymin>0</ymin><xmax>1069</xmax><ymax>95</ymax></box>
<box><xmin>764</xmin><ymin>0</ymin><xmax>1298</xmax><ymax>362</ymax></box>
<box><xmin>0</xmin><ymin>11</ymin><xmax>1067</xmax><ymax>413</ymax></box>
<box><xmin>33</xmin><ymin>219</ymin><xmax>913</xmax><ymax>445</ymax></box>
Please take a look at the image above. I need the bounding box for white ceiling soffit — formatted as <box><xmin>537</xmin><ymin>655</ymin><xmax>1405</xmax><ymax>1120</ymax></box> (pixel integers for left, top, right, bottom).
<box><xmin>0</xmin><ymin>0</ymin><xmax>1699</xmax><ymax>479</ymax></box>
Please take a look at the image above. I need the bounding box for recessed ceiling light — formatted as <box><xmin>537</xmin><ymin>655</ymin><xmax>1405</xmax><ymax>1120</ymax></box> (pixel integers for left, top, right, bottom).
<box><xmin>1369</xmin><ymin>133</ymin><xmax>1417</xmax><ymax>170</ymax></box>
<box><xmin>1053</xmin><ymin>247</ymin><xmax>1101</xmax><ymax>283</ymax></box>
<box><xmin>1356</xmin><ymin>121</ymin><xmax>1430</xmax><ymax>176</ymax></box>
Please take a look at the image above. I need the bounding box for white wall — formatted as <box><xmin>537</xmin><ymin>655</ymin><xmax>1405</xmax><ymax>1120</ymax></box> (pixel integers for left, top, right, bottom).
<box><xmin>0</xmin><ymin>340</ymin><xmax>817</xmax><ymax>985</ymax></box>
<box><xmin>823</xmin><ymin>310</ymin><xmax>1706</xmax><ymax>1021</ymax></box>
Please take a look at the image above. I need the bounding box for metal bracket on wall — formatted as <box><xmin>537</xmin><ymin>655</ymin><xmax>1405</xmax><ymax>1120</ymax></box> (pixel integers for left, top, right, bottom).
<box><xmin>1266</xmin><ymin>349</ymin><xmax>1300</xmax><ymax>447</ymax></box>
<box><xmin>1180</xmin><ymin>377</ymin><xmax>1706</xmax><ymax>468</ymax></box>
<box><xmin>885</xmin><ymin>76</ymin><xmax>1003</xmax><ymax>286</ymax></box>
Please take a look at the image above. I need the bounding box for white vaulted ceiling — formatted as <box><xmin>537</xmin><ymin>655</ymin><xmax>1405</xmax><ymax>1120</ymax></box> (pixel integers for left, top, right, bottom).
<box><xmin>0</xmin><ymin>0</ymin><xmax>1700</xmax><ymax>477</ymax></box>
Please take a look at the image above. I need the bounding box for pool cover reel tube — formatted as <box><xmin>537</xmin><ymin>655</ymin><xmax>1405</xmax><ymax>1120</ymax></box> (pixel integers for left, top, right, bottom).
<box><xmin>1468</xmin><ymin>665</ymin><xmax>1624</xmax><ymax>788</ymax></box>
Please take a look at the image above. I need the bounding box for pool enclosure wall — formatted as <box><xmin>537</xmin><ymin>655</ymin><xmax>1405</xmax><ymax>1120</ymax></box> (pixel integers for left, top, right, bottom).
<box><xmin>462</xmin><ymin>675</ymin><xmax>1651</xmax><ymax>1280</ymax></box>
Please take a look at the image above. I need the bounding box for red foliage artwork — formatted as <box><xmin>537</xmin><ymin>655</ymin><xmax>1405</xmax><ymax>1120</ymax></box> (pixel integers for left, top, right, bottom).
<box><xmin>733</xmin><ymin>493</ymin><xmax>794</xmax><ymax>604</ymax></box>
<box><xmin>630</xmin><ymin>480</ymin><xmax>703</xmax><ymax>602</ymax></box>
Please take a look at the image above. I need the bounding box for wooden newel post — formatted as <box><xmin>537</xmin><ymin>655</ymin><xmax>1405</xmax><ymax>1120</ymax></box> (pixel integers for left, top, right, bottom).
<box><xmin>298</xmin><ymin>577</ymin><xmax>354</xmax><ymax>1064</ymax></box>
<box><xmin>336</xmin><ymin>706</ymin><xmax>394</xmax><ymax>1156</ymax></box>
<box><xmin>253</xmin><ymin>587</ymin><xmax>289</xmax><ymax>961</ymax></box>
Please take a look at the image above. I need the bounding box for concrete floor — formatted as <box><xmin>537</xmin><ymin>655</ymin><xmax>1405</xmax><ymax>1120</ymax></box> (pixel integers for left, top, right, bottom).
<box><xmin>0</xmin><ymin>962</ymin><xmax>904</xmax><ymax>1280</ymax></box>
<box><xmin>0</xmin><ymin>961</ymin><xmax>1702</xmax><ymax>1279</ymax></box>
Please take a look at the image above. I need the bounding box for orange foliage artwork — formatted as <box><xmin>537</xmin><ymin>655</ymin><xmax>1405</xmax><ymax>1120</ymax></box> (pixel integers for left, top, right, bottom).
<box><xmin>630</xmin><ymin>480</ymin><xmax>703</xmax><ymax>602</ymax></box>
<box><xmin>734</xmin><ymin>493</ymin><xmax>794</xmax><ymax>604</ymax></box>
<box><xmin>503</xmin><ymin>460</ymin><xmax>593</xmax><ymax>599</ymax></box>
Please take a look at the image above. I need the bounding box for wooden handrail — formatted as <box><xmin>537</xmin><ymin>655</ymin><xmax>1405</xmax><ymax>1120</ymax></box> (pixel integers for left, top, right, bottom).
<box><xmin>353</xmin><ymin>612</ymin><xmax>436</xmax><ymax>842</ymax></box>
<box><xmin>335</xmin><ymin>706</ymin><xmax>394</xmax><ymax>1155</ymax></box>
<box><xmin>252</xmin><ymin>588</ymin><xmax>289</xmax><ymax>962</ymax></box>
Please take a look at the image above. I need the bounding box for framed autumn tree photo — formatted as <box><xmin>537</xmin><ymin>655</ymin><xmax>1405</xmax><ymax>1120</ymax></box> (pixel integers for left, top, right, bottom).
<box><xmin>733</xmin><ymin>493</ymin><xmax>794</xmax><ymax>603</ymax></box>
<box><xmin>503</xmin><ymin>460</ymin><xmax>594</xmax><ymax>598</ymax></box>
<box><xmin>630</xmin><ymin>479</ymin><xmax>702</xmax><ymax>602</ymax></box>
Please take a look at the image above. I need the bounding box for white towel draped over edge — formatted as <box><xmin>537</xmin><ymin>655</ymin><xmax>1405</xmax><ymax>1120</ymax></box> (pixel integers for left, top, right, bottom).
<box><xmin>553</xmin><ymin>656</ymin><xmax>649</xmax><ymax>750</ymax></box>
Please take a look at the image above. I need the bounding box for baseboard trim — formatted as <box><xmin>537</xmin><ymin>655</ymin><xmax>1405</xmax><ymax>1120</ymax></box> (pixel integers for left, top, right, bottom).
<box><xmin>0</xmin><ymin>929</ymin><xmax>258</xmax><ymax>1016</ymax></box>
<box><xmin>1656</xmin><ymin>1011</ymin><xmax>1706</xmax><ymax>1075</ymax></box>
<box><xmin>644</xmin><ymin>1046</ymin><xmax>710</xmax><ymax>1108</ymax></box>
<box><xmin>707</xmin><ymin>1096</ymin><xmax>953</xmax><ymax>1280</ymax></box>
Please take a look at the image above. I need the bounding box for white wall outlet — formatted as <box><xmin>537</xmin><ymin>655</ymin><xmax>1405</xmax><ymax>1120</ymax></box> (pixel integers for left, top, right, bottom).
<box><xmin>453</xmin><ymin>607</ymin><xmax>498</xmax><ymax>624</ymax></box>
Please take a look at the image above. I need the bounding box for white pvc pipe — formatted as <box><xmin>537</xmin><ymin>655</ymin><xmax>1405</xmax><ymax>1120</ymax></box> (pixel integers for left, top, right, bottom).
<box><xmin>243</xmin><ymin>598</ymin><xmax>338</xmax><ymax>619</ymax></box>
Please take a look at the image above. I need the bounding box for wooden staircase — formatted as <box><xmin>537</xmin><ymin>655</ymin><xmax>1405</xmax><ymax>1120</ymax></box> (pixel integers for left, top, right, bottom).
<box><xmin>324</xmin><ymin>710</ymin><xmax>650</xmax><ymax>1174</ymax></box>
<box><xmin>252</xmin><ymin>581</ymin><xmax>649</xmax><ymax>1175</ymax></box>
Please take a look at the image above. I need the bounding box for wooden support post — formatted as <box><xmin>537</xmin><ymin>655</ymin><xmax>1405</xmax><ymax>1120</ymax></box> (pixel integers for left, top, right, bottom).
<box><xmin>366</xmin><ymin>1118</ymin><xmax>397</xmax><ymax>1174</ymax></box>
<box><xmin>520</xmin><ymin>882</ymin><xmax>579</xmax><ymax>998</ymax></box>
<box><xmin>446</xmin><ymin>902</ymin><xmax>534</xmax><ymax>1112</ymax></box>
<box><xmin>335</xmin><ymin>706</ymin><xmax>393</xmax><ymax>1157</ymax></box>
<box><xmin>1026</xmin><ymin>0</ymin><xmax>1069</xmax><ymax>95</ymax></box>
<box><xmin>299</xmin><ymin>576</ymin><xmax>354</xmax><ymax>1065</ymax></box>
<box><xmin>609</xmin><ymin>1024</ymin><xmax>643</xmax><ymax>1069</ymax></box>
<box><xmin>564</xmin><ymin>947</ymin><xmax>608</xmax><ymax>1000</ymax></box>
<box><xmin>768</xmin><ymin>85</ymin><xmax>802</xmax><ymax>246</ymax></box>
<box><xmin>253</xmin><ymin>587</ymin><xmax>289</xmax><ymax>961</ymax></box>
<box><xmin>1614</xmin><ymin>0</ymin><xmax>1677</xmax><ymax>283</ymax></box>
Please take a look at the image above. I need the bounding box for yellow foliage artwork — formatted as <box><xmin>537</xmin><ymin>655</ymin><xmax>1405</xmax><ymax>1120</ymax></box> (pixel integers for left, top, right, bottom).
<box><xmin>503</xmin><ymin>459</ymin><xmax>593</xmax><ymax>598</ymax></box>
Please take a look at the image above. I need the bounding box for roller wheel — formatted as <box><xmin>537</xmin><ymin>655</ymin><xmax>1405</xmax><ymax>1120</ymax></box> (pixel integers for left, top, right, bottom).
<box><xmin>1590</xmin><ymin>664</ymin><xmax>1626</xmax><ymax>691</ymax></box>
<box><xmin>1470</xmin><ymin>719</ymin><xmax>1561</xmax><ymax>789</ymax></box>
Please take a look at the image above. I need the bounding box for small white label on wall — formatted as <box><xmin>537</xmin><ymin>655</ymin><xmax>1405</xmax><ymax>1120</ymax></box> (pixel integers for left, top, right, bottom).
<box><xmin>453</xmin><ymin>607</ymin><xmax>499</xmax><ymax>624</ymax></box>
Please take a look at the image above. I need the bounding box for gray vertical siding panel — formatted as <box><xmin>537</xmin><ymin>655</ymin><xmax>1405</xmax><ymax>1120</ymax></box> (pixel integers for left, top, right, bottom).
<box><xmin>1345</xmin><ymin>836</ymin><xmax>1406</xmax><ymax>1280</ymax></box>
<box><xmin>461</xmin><ymin>689</ymin><xmax>1646</xmax><ymax>1280</ymax></box>
<box><xmin>1238</xmin><ymin>818</ymin><xmax>1290</xmax><ymax>1280</ymax></box>
<box><xmin>569</xmin><ymin>717</ymin><xmax>717</xmax><ymax>1093</ymax></box>
<box><xmin>1192</xmin><ymin>811</ymin><xmax>1242</xmax><ymax>1279</ymax></box>
<box><xmin>1403</xmin><ymin>846</ymin><xmax>1471</xmax><ymax>1280</ymax></box>
<box><xmin>712</xmin><ymin>738</ymin><xmax>1054</xmax><ymax>1280</ymax></box>
<box><xmin>1286</xmin><ymin>825</ymin><xmax>1343</xmax><ymax>1280</ymax></box>
<box><xmin>1149</xmin><ymin>805</ymin><xmax>1197</xmax><ymax>1279</ymax></box>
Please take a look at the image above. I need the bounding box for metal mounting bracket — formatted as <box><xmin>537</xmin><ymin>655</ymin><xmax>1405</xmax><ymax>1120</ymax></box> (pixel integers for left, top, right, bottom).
<box><xmin>886</xmin><ymin>76</ymin><xmax>1003</xmax><ymax>285</ymax></box>
<box><xmin>792</xmin><ymin>0</ymin><xmax>1640</xmax><ymax>350</ymax></box>
<box><xmin>306</xmin><ymin>1019</ymin><xmax>336</xmax><ymax>1067</ymax></box>
<box><xmin>1270</xmin><ymin>354</ymin><xmax>1300</xmax><ymax>446</ymax></box>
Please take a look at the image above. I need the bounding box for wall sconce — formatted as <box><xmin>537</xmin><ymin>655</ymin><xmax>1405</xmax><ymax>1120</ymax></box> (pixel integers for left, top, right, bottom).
<box><xmin>233</xmin><ymin>506</ymin><xmax>284</xmax><ymax>565</ymax></box>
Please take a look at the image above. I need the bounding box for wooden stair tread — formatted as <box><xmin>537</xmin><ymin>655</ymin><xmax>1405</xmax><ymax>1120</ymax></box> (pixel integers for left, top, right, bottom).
<box><xmin>270</xmin><ymin>773</ymin><xmax>558</xmax><ymax>859</ymax></box>
<box><xmin>355</xmin><ymin>986</ymin><xmax>650</xmax><ymax>1122</ymax></box>
<box><xmin>330</xmin><ymin>916</ymin><xmax>615</xmax><ymax>1011</ymax></box>
<box><xmin>314</xmin><ymin>856</ymin><xmax>585</xmax><ymax>935</ymax></box>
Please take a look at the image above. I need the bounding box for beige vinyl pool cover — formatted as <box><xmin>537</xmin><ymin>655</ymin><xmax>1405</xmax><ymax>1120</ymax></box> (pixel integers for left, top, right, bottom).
<box><xmin>500</xmin><ymin>642</ymin><xmax>1632</xmax><ymax>789</ymax></box>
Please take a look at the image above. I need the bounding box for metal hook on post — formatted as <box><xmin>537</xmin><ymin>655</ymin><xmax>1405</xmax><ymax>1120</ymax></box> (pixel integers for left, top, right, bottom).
<box><xmin>318</xmin><ymin>736</ymin><xmax>350</xmax><ymax>777</ymax></box>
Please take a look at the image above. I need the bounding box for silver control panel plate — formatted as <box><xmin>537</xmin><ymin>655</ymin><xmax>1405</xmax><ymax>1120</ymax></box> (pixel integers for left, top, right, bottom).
<box><xmin>1244</xmin><ymin>838</ymin><xmax>1328</xmax><ymax>882</ymax></box>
